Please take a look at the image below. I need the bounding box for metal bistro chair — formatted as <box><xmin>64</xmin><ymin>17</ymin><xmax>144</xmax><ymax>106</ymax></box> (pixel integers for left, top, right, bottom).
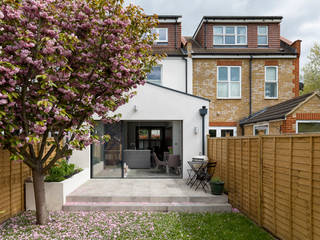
<box><xmin>193</xmin><ymin>162</ymin><xmax>217</xmax><ymax>192</ymax></box>
<box><xmin>187</xmin><ymin>161</ymin><xmax>207</xmax><ymax>187</ymax></box>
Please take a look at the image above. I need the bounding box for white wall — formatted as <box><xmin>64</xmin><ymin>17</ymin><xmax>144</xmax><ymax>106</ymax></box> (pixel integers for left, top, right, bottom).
<box><xmin>116</xmin><ymin>83</ymin><xmax>209</xmax><ymax>178</ymax></box>
<box><xmin>70</xmin><ymin>82</ymin><xmax>209</xmax><ymax>179</ymax></box>
<box><xmin>159</xmin><ymin>57</ymin><xmax>187</xmax><ymax>92</ymax></box>
<box><xmin>69</xmin><ymin>146</ymin><xmax>90</xmax><ymax>169</ymax></box>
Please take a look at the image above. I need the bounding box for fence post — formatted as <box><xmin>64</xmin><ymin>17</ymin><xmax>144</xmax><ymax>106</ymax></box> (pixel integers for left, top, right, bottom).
<box><xmin>248</xmin><ymin>138</ymin><xmax>251</xmax><ymax>218</ymax></box>
<box><xmin>258</xmin><ymin>136</ymin><xmax>263</xmax><ymax>226</ymax></box>
<box><xmin>289</xmin><ymin>136</ymin><xmax>293</xmax><ymax>240</ymax></box>
<box><xmin>309</xmin><ymin>136</ymin><xmax>314</xmax><ymax>240</ymax></box>
<box><xmin>226</xmin><ymin>138</ymin><xmax>229</xmax><ymax>191</ymax></box>
<box><xmin>273</xmin><ymin>137</ymin><xmax>277</xmax><ymax>235</ymax></box>
<box><xmin>233</xmin><ymin>139</ymin><xmax>236</xmax><ymax>208</ymax></box>
<box><xmin>240</xmin><ymin>138</ymin><xmax>243</xmax><ymax>211</ymax></box>
<box><xmin>9</xmin><ymin>156</ymin><xmax>12</xmax><ymax>217</ymax></box>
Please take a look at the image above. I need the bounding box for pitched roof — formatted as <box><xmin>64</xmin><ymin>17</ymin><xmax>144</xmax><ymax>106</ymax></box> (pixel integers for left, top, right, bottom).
<box><xmin>185</xmin><ymin>37</ymin><xmax>298</xmax><ymax>56</ymax></box>
<box><xmin>239</xmin><ymin>93</ymin><xmax>315</xmax><ymax>125</ymax></box>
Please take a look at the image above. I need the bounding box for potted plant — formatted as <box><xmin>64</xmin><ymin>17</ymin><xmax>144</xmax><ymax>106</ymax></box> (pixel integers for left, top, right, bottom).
<box><xmin>210</xmin><ymin>177</ymin><xmax>224</xmax><ymax>195</ymax></box>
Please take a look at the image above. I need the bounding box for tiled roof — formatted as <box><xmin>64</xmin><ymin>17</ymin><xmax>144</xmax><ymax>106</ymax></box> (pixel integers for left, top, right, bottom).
<box><xmin>152</xmin><ymin>48</ymin><xmax>186</xmax><ymax>56</ymax></box>
<box><xmin>239</xmin><ymin>93</ymin><xmax>315</xmax><ymax>125</ymax></box>
<box><xmin>186</xmin><ymin>38</ymin><xmax>297</xmax><ymax>56</ymax></box>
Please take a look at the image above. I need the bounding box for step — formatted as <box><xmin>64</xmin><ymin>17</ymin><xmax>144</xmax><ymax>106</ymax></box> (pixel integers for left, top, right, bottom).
<box><xmin>66</xmin><ymin>194</ymin><xmax>228</xmax><ymax>204</ymax></box>
<box><xmin>62</xmin><ymin>201</ymin><xmax>232</xmax><ymax>213</ymax></box>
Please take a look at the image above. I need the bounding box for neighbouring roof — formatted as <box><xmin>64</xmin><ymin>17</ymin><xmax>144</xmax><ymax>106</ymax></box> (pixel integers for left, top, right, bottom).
<box><xmin>202</xmin><ymin>16</ymin><xmax>283</xmax><ymax>20</ymax></box>
<box><xmin>157</xmin><ymin>15</ymin><xmax>182</xmax><ymax>19</ymax></box>
<box><xmin>185</xmin><ymin>37</ymin><xmax>298</xmax><ymax>56</ymax></box>
<box><xmin>239</xmin><ymin>93</ymin><xmax>315</xmax><ymax>125</ymax></box>
<box><xmin>152</xmin><ymin>48</ymin><xmax>186</xmax><ymax>57</ymax></box>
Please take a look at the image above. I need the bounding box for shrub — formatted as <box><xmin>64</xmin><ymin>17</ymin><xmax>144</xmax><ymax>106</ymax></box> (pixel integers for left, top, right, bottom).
<box><xmin>45</xmin><ymin>159</ymin><xmax>82</xmax><ymax>182</ymax></box>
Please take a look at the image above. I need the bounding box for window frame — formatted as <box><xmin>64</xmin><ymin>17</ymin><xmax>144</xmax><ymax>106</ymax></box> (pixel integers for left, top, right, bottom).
<box><xmin>213</xmin><ymin>26</ymin><xmax>247</xmax><ymax>46</ymax></box>
<box><xmin>253</xmin><ymin>123</ymin><xmax>269</xmax><ymax>136</ymax></box>
<box><xmin>296</xmin><ymin>120</ymin><xmax>320</xmax><ymax>133</ymax></box>
<box><xmin>257</xmin><ymin>26</ymin><xmax>268</xmax><ymax>46</ymax></box>
<box><xmin>153</xmin><ymin>28</ymin><xmax>168</xmax><ymax>43</ymax></box>
<box><xmin>217</xmin><ymin>66</ymin><xmax>242</xmax><ymax>99</ymax></box>
<box><xmin>147</xmin><ymin>65</ymin><xmax>162</xmax><ymax>85</ymax></box>
<box><xmin>264</xmin><ymin>66</ymin><xmax>278</xmax><ymax>99</ymax></box>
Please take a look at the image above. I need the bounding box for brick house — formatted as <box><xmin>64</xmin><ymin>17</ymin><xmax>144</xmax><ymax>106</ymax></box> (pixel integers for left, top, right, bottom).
<box><xmin>239</xmin><ymin>92</ymin><xmax>320</xmax><ymax>135</ymax></box>
<box><xmin>187</xmin><ymin>16</ymin><xmax>301</xmax><ymax>137</ymax></box>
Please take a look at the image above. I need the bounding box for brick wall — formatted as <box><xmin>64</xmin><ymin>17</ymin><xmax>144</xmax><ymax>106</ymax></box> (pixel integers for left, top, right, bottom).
<box><xmin>153</xmin><ymin>22</ymin><xmax>181</xmax><ymax>50</ymax></box>
<box><xmin>195</xmin><ymin>23</ymin><xmax>280</xmax><ymax>49</ymax></box>
<box><xmin>193</xmin><ymin>58</ymin><xmax>296</xmax><ymax>126</ymax></box>
<box><xmin>243</xmin><ymin>121</ymin><xmax>282</xmax><ymax>136</ymax></box>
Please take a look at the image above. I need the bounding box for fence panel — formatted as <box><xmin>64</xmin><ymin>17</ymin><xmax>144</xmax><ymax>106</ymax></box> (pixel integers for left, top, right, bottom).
<box><xmin>207</xmin><ymin>134</ymin><xmax>320</xmax><ymax>240</ymax></box>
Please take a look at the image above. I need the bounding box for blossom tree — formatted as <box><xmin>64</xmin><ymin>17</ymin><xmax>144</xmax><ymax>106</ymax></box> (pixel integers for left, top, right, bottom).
<box><xmin>0</xmin><ymin>0</ymin><xmax>161</xmax><ymax>224</ymax></box>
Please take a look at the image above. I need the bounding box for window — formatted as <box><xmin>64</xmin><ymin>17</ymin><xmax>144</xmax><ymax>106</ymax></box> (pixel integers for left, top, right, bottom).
<box><xmin>296</xmin><ymin>121</ymin><xmax>320</xmax><ymax>133</ymax></box>
<box><xmin>253</xmin><ymin>124</ymin><xmax>269</xmax><ymax>135</ymax></box>
<box><xmin>217</xmin><ymin>66</ymin><xmax>241</xmax><ymax>98</ymax></box>
<box><xmin>265</xmin><ymin>66</ymin><xmax>278</xmax><ymax>98</ymax></box>
<box><xmin>152</xmin><ymin>28</ymin><xmax>168</xmax><ymax>43</ymax></box>
<box><xmin>209</xmin><ymin>129</ymin><xmax>217</xmax><ymax>137</ymax></box>
<box><xmin>209</xmin><ymin>127</ymin><xmax>237</xmax><ymax>137</ymax></box>
<box><xmin>258</xmin><ymin>26</ymin><xmax>268</xmax><ymax>45</ymax></box>
<box><xmin>213</xmin><ymin>26</ymin><xmax>247</xmax><ymax>45</ymax></box>
<box><xmin>147</xmin><ymin>65</ymin><xmax>162</xmax><ymax>85</ymax></box>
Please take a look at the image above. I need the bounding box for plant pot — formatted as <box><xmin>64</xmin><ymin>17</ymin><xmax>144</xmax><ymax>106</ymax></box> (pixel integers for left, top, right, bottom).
<box><xmin>210</xmin><ymin>181</ymin><xmax>224</xmax><ymax>195</ymax></box>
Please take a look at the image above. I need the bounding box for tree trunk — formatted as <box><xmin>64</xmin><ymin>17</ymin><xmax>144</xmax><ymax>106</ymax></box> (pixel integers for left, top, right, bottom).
<box><xmin>32</xmin><ymin>169</ymin><xmax>48</xmax><ymax>225</ymax></box>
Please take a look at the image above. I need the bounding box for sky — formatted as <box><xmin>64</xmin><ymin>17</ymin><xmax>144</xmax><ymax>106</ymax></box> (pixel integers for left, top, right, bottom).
<box><xmin>125</xmin><ymin>0</ymin><xmax>320</xmax><ymax>74</ymax></box>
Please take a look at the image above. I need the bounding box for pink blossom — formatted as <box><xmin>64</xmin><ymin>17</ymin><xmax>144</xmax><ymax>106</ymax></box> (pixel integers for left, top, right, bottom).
<box><xmin>0</xmin><ymin>99</ymin><xmax>8</xmax><ymax>105</ymax></box>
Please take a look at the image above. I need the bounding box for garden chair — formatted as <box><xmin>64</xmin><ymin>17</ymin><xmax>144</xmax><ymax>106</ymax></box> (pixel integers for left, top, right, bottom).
<box><xmin>153</xmin><ymin>152</ymin><xmax>167</xmax><ymax>171</ymax></box>
<box><xmin>192</xmin><ymin>162</ymin><xmax>217</xmax><ymax>192</ymax></box>
<box><xmin>168</xmin><ymin>154</ymin><xmax>181</xmax><ymax>175</ymax></box>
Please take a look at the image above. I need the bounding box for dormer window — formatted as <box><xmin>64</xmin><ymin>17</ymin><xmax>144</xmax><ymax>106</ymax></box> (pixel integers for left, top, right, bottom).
<box><xmin>258</xmin><ymin>26</ymin><xmax>268</xmax><ymax>45</ymax></box>
<box><xmin>152</xmin><ymin>28</ymin><xmax>168</xmax><ymax>43</ymax></box>
<box><xmin>213</xmin><ymin>26</ymin><xmax>247</xmax><ymax>45</ymax></box>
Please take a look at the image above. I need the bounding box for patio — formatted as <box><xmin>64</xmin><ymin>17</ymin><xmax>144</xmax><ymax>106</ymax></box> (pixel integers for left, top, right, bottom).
<box><xmin>63</xmin><ymin>179</ymin><xmax>231</xmax><ymax>212</ymax></box>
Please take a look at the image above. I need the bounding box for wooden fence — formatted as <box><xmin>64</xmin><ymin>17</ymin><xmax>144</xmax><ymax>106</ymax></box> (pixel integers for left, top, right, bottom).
<box><xmin>207</xmin><ymin>134</ymin><xmax>320</xmax><ymax>240</ymax></box>
<box><xmin>0</xmin><ymin>149</ymin><xmax>32</xmax><ymax>223</ymax></box>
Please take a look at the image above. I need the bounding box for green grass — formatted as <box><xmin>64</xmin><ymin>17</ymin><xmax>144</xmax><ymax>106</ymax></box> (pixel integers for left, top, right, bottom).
<box><xmin>0</xmin><ymin>211</ymin><xmax>273</xmax><ymax>240</ymax></box>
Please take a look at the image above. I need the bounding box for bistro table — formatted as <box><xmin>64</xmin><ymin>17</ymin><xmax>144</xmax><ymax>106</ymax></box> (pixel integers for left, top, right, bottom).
<box><xmin>191</xmin><ymin>155</ymin><xmax>208</xmax><ymax>161</ymax></box>
<box><xmin>186</xmin><ymin>158</ymin><xmax>208</xmax><ymax>187</ymax></box>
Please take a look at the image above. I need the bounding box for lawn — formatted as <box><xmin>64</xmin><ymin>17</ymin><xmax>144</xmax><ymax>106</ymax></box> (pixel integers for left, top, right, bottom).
<box><xmin>0</xmin><ymin>211</ymin><xmax>273</xmax><ymax>240</ymax></box>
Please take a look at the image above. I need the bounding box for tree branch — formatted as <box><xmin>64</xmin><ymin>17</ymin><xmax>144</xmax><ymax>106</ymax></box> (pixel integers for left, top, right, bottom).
<box><xmin>37</xmin><ymin>129</ymin><xmax>49</xmax><ymax>161</ymax></box>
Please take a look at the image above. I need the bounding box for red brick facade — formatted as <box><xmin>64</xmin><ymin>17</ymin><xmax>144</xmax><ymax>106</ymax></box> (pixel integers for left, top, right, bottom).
<box><xmin>152</xmin><ymin>22</ymin><xmax>182</xmax><ymax>50</ymax></box>
<box><xmin>195</xmin><ymin>23</ymin><xmax>280</xmax><ymax>49</ymax></box>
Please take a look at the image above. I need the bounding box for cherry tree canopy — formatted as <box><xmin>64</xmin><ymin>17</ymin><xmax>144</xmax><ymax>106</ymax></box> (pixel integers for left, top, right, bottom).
<box><xmin>0</xmin><ymin>0</ymin><xmax>160</xmax><ymax>169</ymax></box>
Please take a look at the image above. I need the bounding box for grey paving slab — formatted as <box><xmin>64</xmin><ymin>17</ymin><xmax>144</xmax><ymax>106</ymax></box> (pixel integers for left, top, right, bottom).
<box><xmin>68</xmin><ymin>179</ymin><xmax>216</xmax><ymax>198</ymax></box>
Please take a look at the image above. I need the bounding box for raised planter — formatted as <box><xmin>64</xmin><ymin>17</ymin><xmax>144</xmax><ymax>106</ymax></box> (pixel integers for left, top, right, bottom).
<box><xmin>26</xmin><ymin>168</ymin><xmax>90</xmax><ymax>211</ymax></box>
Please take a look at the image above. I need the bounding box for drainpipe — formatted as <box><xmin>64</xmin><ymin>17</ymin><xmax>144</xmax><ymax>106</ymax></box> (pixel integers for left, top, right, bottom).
<box><xmin>249</xmin><ymin>55</ymin><xmax>253</xmax><ymax>116</ymax></box>
<box><xmin>199</xmin><ymin>106</ymin><xmax>208</xmax><ymax>155</ymax></box>
<box><xmin>175</xmin><ymin>19</ymin><xmax>177</xmax><ymax>49</ymax></box>
<box><xmin>185</xmin><ymin>57</ymin><xmax>188</xmax><ymax>93</ymax></box>
<box><xmin>204</xmin><ymin>20</ymin><xmax>207</xmax><ymax>49</ymax></box>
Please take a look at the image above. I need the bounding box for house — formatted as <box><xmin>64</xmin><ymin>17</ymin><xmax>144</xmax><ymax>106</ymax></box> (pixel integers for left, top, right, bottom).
<box><xmin>187</xmin><ymin>16</ymin><xmax>301</xmax><ymax>137</ymax></box>
<box><xmin>239</xmin><ymin>92</ymin><xmax>320</xmax><ymax>135</ymax></box>
<box><xmin>69</xmin><ymin>15</ymin><xmax>209</xmax><ymax>179</ymax></box>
